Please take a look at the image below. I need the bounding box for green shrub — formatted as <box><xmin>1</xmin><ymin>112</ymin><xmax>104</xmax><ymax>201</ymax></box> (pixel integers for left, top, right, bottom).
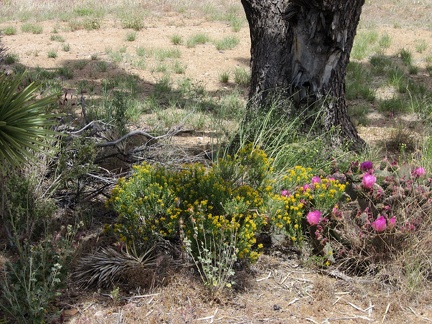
<box><xmin>108</xmin><ymin>144</ymin><xmax>273</xmax><ymax>264</ymax></box>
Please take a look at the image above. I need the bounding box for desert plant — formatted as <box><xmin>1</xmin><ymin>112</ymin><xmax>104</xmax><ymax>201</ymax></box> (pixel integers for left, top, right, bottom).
<box><xmin>213</xmin><ymin>35</ymin><xmax>240</xmax><ymax>51</ymax></box>
<box><xmin>125</xmin><ymin>31</ymin><xmax>137</xmax><ymax>42</ymax></box>
<box><xmin>4</xmin><ymin>53</ymin><xmax>19</xmax><ymax>64</ymax></box>
<box><xmin>170</xmin><ymin>34</ymin><xmax>183</xmax><ymax>45</ymax></box>
<box><xmin>219</xmin><ymin>71</ymin><xmax>230</xmax><ymax>83</ymax></box>
<box><xmin>47</xmin><ymin>49</ymin><xmax>57</xmax><ymax>58</ymax></box>
<box><xmin>308</xmin><ymin>159</ymin><xmax>432</xmax><ymax>274</ymax></box>
<box><xmin>2</xmin><ymin>26</ymin><xmax>17</xmax><ymax>35</ymax></box>
<box><xmin>186</xmin><ymin>33</ymin><xmax>210</xmax><ymax>48</ymax></box>
<box><xmin>233</xmin><ymin>67</ymin><xmax>250</xmax><ymax>87</ymax></box>
<box><xmin>21</xmin><ymin>23</ymin><xmax>43</xmax><ymax>34</ymax></box>
<box><xmin>50</xmin><ymin>34</ymin><xmax>65</xmax><ymax>42</ymax></box>
<box><xmin>120</xmin><ymin>14</ymin><xmax>144</xmax><ymax>31</ymax></box>
<box><xmin>0</xmin><ymin>73</ymin><xmax>58</xmax><ymax>170</ymax></box>
<box><xmin>62</xmin><ymin>43</ymin><xmax>70</xmax><ymax>52</ymax></box>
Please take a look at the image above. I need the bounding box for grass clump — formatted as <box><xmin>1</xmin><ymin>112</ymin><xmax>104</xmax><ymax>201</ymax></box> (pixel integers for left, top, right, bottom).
<box><xmin>21</xmin><ymin>23</ymin><xmax>43</xmax><ymax>34</ymax></box>
<box><xmin>233</xmin><ymin>67</ymin><xmax>250</xmax><ymax>87</ymax></box>
<box><xmin>219</xmin><ymin>71</ymin><xmax>230</xmax><ymax>83</ymax></box>
<box><xmin>4</xmin><ymin>53</ymin><xmax>19</xmax><ymax>64</ymax></box>
<box><xmin>351</xmin><ymin>30</ymin><xmax>379</xmax><ymax>60</ymax></box>
<box><xmin>186</xmin><ymin>33</ymin><xmax>210</xmax><ymax>48</ymax></box>
<box><xmin>125</xmin><ymin>31</ymin><xmax>137</xmax><ymax>42</ymax></box>
<box><xmin>213</xmin><ymin>35</ymin><xmax>240</xmax><ymax>51</ymax></box>
<box><xmin>170</xmin><ymin>34</ymin><xmax>183</xmax><ymax>45</ymax></box>
<box><xmin>2</xmin><ymin>26</ymin><xmax>17</xmax><ymax>35</ymax></box>
<box><xmin>346</xmin><ymin>62</ymin><xmax>375</xmax><ymax>101</ymax></box>
<box><xmin>120</xmin><ymin>14</ymin><xmax>145</xmax><ymax>31</ymax></box>
<box><xmin>47</xmin><ymin>49</ymin><xmax>57</xmax><ymax>58</ymax></box>
<box><xmin>50</xmin><ymin>34</ymin><xmax>65</xmax><ymax>42</ymax></box>
<box><xmin>62</xmin><ymin>43</ymin><xmax>70</xmax><ymax>52</ymax></box>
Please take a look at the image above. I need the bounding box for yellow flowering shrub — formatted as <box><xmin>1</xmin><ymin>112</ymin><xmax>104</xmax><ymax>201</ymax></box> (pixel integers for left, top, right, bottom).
<box><xmin>269</xmin><ymin>166</ymin><xmax>347</xmax><ymax>244</ymax></box>
<box><xmin>107</xmin><ymin>144</ymin><xmax>272</xmax><ymax>263</ymax></box>
<box><xmin>107</xmin><ymin>163</ymin><xmax>178</xmax><ymax>248</ymax></box>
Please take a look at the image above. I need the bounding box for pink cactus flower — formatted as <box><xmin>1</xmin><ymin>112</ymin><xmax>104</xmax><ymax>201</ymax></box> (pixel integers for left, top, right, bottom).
<box><xmin>412</xmin><ymin>167</ymin><xmax>426</xmax><ymax>178</ymax></box>
<box><xmin>281</xmin><ymin>190</ymin><xmax>289</xmax><ymax>197</ymax></box>
<box><xmin>362</xmin><ymin>173</ymin><xmax>376</xmax><ymax>190</ymax></box>
<box><xmin>311</xmin><ymin>176</ymin><xmax>321</xmax><ymax>184</ymax></box>
<box><xmin>388</xmin><ymin>216</ymin><xmax>396</xmax><ymax>230</ymax></box>
<box><xmin>371</xmin><ymin>215</ymin><xmax>387</xmax><ymax>232</ymax></box>
<box><xmin>306</xmin><ymin>210</ymin><xmax>322</xmax><ymax>226</ymax></box>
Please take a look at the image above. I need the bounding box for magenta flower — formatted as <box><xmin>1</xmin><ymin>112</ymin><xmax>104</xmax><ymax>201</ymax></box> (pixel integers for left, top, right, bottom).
<box><xmin>362</xmin><ymin>173</ymin><xmax>376</xmax><ymax>190</ymax></box>
<box><xmin>360</xmin><ymin>161</ymin><xmax>373</xmax><ymax>172</ymax></box>
<box><xmin>371</xmin><ymin>215</ymin><xmax>387</xmax><ymax>232</ymax></box>
<box><xmin>388</xmin><ymin>216</ymin><xmax>396</xmax><ymax>230</ymax></box>
<box><xmin>281</xmin><ymin>190</ymin><xmax>289</xmax><ymax>197</ymax></box>
<box><xmin>306</xmin><ymin>210</ymin><xmax>322</xmax><ymax>226</ymax></box>
<box><xmin>311</xmin><ymin>176</ymin><xmax>321</xmax><ymax>184</ymax></box>
<box><xmin>302</xmin><ymin>184</ymin><xmax>310</xmax><ymax>192</ymax></box>
<box><xmin>412</xmin><ymin>167</ymin><xmax>426</xmax><ymax>178</ymax></box>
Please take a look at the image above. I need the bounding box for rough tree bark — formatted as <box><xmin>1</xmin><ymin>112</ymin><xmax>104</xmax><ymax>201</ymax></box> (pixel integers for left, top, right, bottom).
<box><xmin>241</xmin><ymin>0</ymin><xmax>366</xmax><ymax>150</ymax></box>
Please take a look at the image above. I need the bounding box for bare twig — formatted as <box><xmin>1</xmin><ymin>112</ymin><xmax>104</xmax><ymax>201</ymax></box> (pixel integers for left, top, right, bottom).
<box><xmin>381</xmin><ymin>303</ymin><xmax>390</xmax><ymax>323</ymax></box>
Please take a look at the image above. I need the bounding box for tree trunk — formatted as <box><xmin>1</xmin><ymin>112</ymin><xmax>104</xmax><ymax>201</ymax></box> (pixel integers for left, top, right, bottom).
<box><xmin>241</xmin><ymin>0</ymin><xmax>366</xmax><ymax>150</ymax></box>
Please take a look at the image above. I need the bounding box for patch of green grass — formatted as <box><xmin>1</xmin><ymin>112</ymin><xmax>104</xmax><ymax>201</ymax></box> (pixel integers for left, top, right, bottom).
<box><xmin>170</xmin><ymin>34</ymin><xmax>183</xmax><ymax>45</ymax></box>
<box><xmin>136</xmin><ymin>46</ymin><xmax>146</xmax><ymax>57</ymax></box>
<box><xmin>378</xmin><ymin>98</ymin><xmax>409</xmax><ymax>114</ymax></box>
<box><xmin>131</xmin><ymin>58</ymin><xmax>146</xmax><ymax>70</ymax></box>
<box><xmin>351</xmin><ymin>30</ymin><xmax>379</xmax><ymax>60</ymax></box>
<box><xmin>399</xmin><ymin>48</ymin><xmax>412</xmax><ymax>66</ymax></box>
<box><xmin>4</xmin><ymin>53</ymin><xmax>19</xmax><ymax>64</ymax></box>
<box><xmin>62</xmin><ymin>43</ymin><xmax>71</xmax><ymax>52</ymax></box>
<box><xmin>378</xmin><ymin>33</ymin><xmax>392</xmax><ymax>49</ymax></box>
<box><xmin>68</xmin><ymin>20</ymin><xmax>84</xmax><ymax>31</ymax></box>
<box><xmin>346</xmin><ymin>62</ymin><xmax>375</xmax><ymax>101</ymax></box>
<box><xmin>370</xmin><ymin>54</ymin><xmax>394</xmax><ymax>74</ymax></box>
<box><xmin>119</xmin><ymin>46</ymin><xmax>127</xmax><ymax>54</ymax></box>
<box><xmin>173</xmin><ymin>61</ymin><xmax>186</xmax><ymax>74</ymax></box>
<box><xmin>233</xmin><ymin>67</ymin><xmax>250</xmax><ymax>87</ymax></box>
<box><xmin>186</xmin><ymin>33</ymin><xmax>210</xmax><ymax>48</ymax></box>
<box><xmin>153</xmin><ymin>48</ymin><xmax>181</xmax><ymax>61</ymax></box>
<box><xmin>21</xmin><ymin>23</ymin><xmax>43</xmax><ymax>34</ymax></box>
<box><xmin>95</xmin><ymin>61</ymin><xmax>108</xmax><ymax>72</ymax></box>
<box><xmin>213</xmin><ymin>36</ymin><xmax>240</xmax><ymax>51</ymax></box>
<box><xmin>57</xmin><ymin>66</ymin><xmax>73</xmax><ymax>79</ymax></box>
<box><xmin>120</xmin><ymin>14</ymin><xmax>145</xmax><ymax>31</ymax></box>
<box><xmin>47</xmin><ymin>50</ymin><xmax>57</xmax><ymax>58</ymax></box>
<box><xmin>219</xmin><ymin>71</ymin><xmax>230</xmax><ymax>83</ymax></box>
<box><xmin>50</xmin><ymin>34</ymin><xmax>65</xmax><ymax>42</ymax></box>
<box><xmin>84</xmin><ymin>18</ymin><xmax>101</xmax><ymax>30</ymax></box>
<box><xmin>74</xmin><ymin>7</ymin><xmax>96</xmax><ymax>17</ymax></box>
<box><xmin>125</xmin><ymin>31</ymin><xmax>137</xmax><ymax>42</ymax></box>
<box><xmin>415</xmin><ymin>40</ymin><xmax>427</xmax><ymax>53</ymax></box>
<box><xmin>2</xmin><ymin>26</ymin><xmax>17</xmax><ymax>35</ymax></box>
<box><xmin>74</xmin><ymin>60</ymin><xmax>88</xmax><ymax>70</ymax></box>
<box><xmin>152</xmin><ymin>63</ymin><xmax>168</xmax><ymax>73</ymax></box>
<box><xmin>408</xmin><ymin>65</ymin><xmax>419</xmax><ymax>75</ymax></box>
<box><xmin>228</xmin><ymin>15</ymin><xmax>244</xmax><ymax>32</ymax></box>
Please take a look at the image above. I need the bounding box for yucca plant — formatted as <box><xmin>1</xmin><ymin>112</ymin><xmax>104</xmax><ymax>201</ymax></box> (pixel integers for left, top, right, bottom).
<box><xmin>0</xmin><ymin>72</ymin><xmax>58</xmax><ymax>172</ymax></box>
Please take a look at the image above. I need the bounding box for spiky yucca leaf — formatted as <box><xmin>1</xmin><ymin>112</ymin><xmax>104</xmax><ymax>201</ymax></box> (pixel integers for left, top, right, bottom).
<box><xmin>0</xmin><ymin>73</ymin><xmax>58</xmax><ymax>171</ymax></box>
<box><xmin>74</xmin><ymin>246</ymin><xmax>158</xmax><ymax>289</ymax></box>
